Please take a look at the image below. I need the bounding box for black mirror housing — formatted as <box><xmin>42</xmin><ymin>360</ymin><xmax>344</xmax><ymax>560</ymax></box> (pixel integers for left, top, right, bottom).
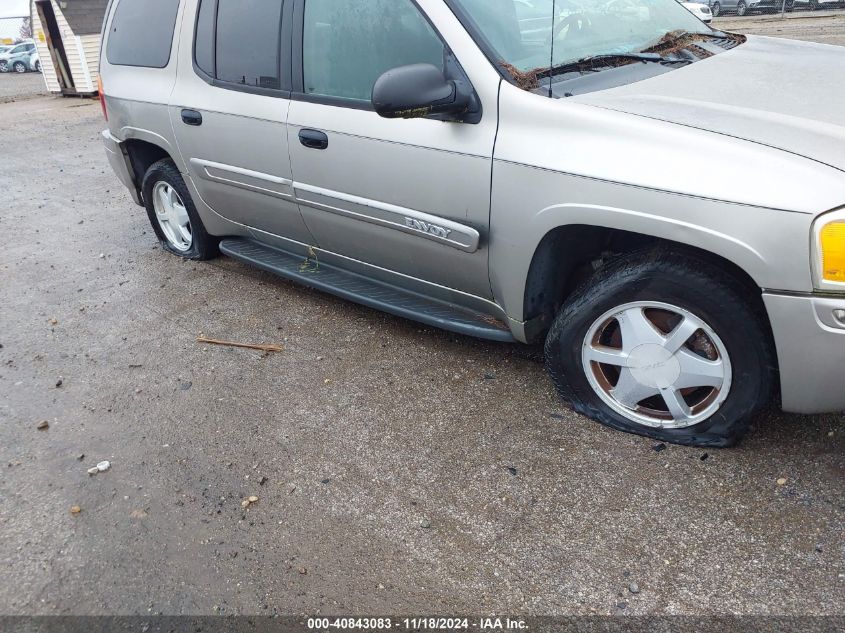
<box><xmin>372</xmin><ymin>63</ymin><xmax>479</xmax><ymax>123</ymax></box>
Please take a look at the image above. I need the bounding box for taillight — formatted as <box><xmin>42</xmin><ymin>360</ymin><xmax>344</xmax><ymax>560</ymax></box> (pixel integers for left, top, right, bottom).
<box><xmin>97</xmin><ymin>75</ymin><xmax>108</xmax><ymax>121</ymax></box>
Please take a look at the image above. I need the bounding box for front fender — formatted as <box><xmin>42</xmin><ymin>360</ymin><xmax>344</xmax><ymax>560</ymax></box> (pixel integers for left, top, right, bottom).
<box><xmin>488</xmin><ymin>160</ymin><xmax>814</xmax><ymax>328</ymax></box>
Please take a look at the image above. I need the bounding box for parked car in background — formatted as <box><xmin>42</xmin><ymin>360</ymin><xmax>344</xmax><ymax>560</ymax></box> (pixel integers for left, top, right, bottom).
<box><xmin>793</xmin><ymin>0</ymin><xmax>840</xmax><ymax>10</ymax></box>
<box><xmin>680</xmin><ymin>0</ymin><xmax>713</xmax><ymax>22</ymax></box>
<box><xmin>0</xmin><ymin>41</ymin><xmax>36</xmax><ymax>73</ymax></box>
<box><xmin>29</xmin><ymin>51</ymin><xmax>41</xmax><ymax>73</ymax></box>
<box><xmin>709</xmin><ymin>0</ymin><xmax>792</xmax><ymax>15</ymax></box>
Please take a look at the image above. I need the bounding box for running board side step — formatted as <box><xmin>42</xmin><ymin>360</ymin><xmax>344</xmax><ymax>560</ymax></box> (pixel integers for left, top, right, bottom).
<box><xmin>219</xmin><ymin>238</ymin><xmax>515</xmax><ymax>342</ymax></box>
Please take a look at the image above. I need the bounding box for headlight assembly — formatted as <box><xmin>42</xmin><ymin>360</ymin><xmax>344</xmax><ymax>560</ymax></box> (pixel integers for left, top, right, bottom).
<box><xmin>812</xmin><ymin>208</ymin><xmax>845</xmax><ymax>291</ymax></box>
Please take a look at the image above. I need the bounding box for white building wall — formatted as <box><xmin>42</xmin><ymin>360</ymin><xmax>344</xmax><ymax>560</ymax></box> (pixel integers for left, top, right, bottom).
<box><xmin>30</xmin><ymin>0</ymin><xmax>101</xmax><ymax>95</ymax></box>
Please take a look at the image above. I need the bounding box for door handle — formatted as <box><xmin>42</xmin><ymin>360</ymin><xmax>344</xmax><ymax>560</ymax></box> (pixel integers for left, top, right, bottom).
<box><xmin>299</xmin><ymin>129</ymin><xmax>329</xmax><ymax>150</ymax></box>
<box><xmin>181</xmin><ymin>109</ymin><xmax>203</xmax><ymax>126</ymax></box>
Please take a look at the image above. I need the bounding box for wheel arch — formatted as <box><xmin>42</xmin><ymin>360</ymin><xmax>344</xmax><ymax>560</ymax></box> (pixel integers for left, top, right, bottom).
<box><xmin>123</xmin><ymin>138</ymin><xmax>177</xmax><ymax>205</ymax></box>
<box><xmin>520</xmin><ymin>224</ymin><xmax>773</xmax><ymax>348</ymax></box>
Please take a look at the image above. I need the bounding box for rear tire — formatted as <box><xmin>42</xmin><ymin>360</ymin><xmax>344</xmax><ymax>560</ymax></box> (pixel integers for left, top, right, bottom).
<box><xmin>141</xmin><ymin>159</ymin><xmax>219</xmax><ymax>261</ymax></box>
<box><xmin>711</xmin><ymin>1</ymin><xmax>721</xmax><ymax>15</ymax></box>
<box><xmin>737</xmin><ymin>1</ymin><xmax>748</xmax><ymax>14</ymax></box>
<box><xmin>544</xmin><ymin>250</ymin><xmax>775</xmax><ymax>447</ymax></box>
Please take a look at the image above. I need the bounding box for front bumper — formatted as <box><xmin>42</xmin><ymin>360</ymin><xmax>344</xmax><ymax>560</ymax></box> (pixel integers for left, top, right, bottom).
<box><xmin>764</xmin><ymin>292</ymin><xmax>845</xmax><ymax>414</ymax></box>
<box><xmin>101</xmin><ymin>130</ymin><xmax>141</xmax><ymax>206</ymax></box>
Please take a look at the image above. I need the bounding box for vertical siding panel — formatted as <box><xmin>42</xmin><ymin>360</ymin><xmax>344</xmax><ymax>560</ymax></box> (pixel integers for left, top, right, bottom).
<box><xmin>51</xmin><ymin>0</ymin><xmax>84</xmax><ymax>92</ymax></box>
<box><xmin>81</xmin><ymin>34</ymin><xmax>100</xmax><ymax>85</ymax></box>
<box><xmin>31</xmin><ymin>2</ymin><xmax>61</xmax><ymax>93</ymax></box>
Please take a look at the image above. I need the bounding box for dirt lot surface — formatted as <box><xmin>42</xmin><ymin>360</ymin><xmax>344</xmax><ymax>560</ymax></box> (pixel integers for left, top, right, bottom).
<box><xmin>0</xmin><ymin>19</ymin><xmax>843</xmax><ymax>620</ymax></box>
<box><xmin>0</xmin><ymin>72</ymin><xmax>48</xmax><ymax>104</ymax></box>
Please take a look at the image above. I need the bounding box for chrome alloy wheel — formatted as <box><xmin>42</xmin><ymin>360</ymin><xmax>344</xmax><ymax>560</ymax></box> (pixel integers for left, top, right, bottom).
<box><xmin>151</xmin><ymin>181</ymin><xmax>192</xmax><ymax>252</ymax></box>
<box><xmin>582</xmin><ymin>301</ymin><xmax>732</xmax><ymax>429</ymax></box>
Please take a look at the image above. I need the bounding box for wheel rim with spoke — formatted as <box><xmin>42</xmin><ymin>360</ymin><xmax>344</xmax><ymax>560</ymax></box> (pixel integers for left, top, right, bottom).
<box><xmin>582</xmin><ymin>301</ymin><xmax>732</xmax><ymax>429</ymax></box>
<box><xmin>151</xmin><ymin>181</ymin><xmax>192</xmax><ymax>252</ymax></box>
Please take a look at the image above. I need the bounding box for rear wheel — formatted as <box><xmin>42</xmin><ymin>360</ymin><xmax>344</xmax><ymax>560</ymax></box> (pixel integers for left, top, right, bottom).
<box><xmin>35</xmin><ymin>60</ymin><xmax>41</xmax><ymax>72</ymax></box>
<box><xmin>141</xmin><ymin>159</ymin><xmax>219</xmax><ymax>260</ymax></box>
<box><xmin>809</xmin><ymin>0</ymin><xmax>818</xmax><ymax>8</ymax></box>
<box><xmin>737</xmin><ymin>1</ymin><xmax>748</xmax><ymax>14</ymax></box>
<box><xmin>0</xmin><ymin>60</ymin><xmax>9</xmax><ymax>73</ymax></box>
<box><xmin>544</xmin><ymin>250</ymin><xmax>775</xmax><ymax>447</ymax></box>
<box><xmin>711</xmin><ymin>2</ymin><xmax>722</xmax><ymax>15</ymax></box>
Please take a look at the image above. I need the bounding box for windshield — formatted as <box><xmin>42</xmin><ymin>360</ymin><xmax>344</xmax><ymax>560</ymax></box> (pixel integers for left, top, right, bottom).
<box><xmin>452</xmin><ymin>0</ymin><xmax>712</xmax><ymax>73</ymax></box>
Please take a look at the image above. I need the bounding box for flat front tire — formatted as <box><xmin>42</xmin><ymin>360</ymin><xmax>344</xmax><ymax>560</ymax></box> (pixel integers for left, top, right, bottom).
<box><xmin>544</xmin><ymin>250</ymin><xmax>775</xmax><ymax>447</ymax></box>
<box><xmin>141</xmin><ymin>159</ymin><xmax>219</xmax><ymax>260</ymax></box>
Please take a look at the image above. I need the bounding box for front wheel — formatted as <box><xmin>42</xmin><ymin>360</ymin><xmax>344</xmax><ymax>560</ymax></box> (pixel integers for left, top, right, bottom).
<box><xmin>544</xmin><ymin>250</ymin><xmax>775</xmax><ymax>447</ymax></box>
<box><xmin>711</xmin><ymin>1</ymin><xmax>721</xmax><ymax>15</ymax></box>
<box><xmin>737</xmin><ymin>1</ymin><xmax>748</xmax><ymax>14</ymax></box>
<box><xmin>13</xmin><ymin>61</ymin><xmax>27</xmax><ymax>73</ymax></box>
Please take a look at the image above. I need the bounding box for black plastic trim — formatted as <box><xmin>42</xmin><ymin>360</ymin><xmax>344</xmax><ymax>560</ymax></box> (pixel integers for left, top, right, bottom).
<box><xmin>220</xmin><ymin>238</ymin><xmax>515</xmax><ymax>342</ymax></box>
<box><xmin>442</xmin><ymin>0</ymin><xmax>518</xmax><ymax>88</ymax></box>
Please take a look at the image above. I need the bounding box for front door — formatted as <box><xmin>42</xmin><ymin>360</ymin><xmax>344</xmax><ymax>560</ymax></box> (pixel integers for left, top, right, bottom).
<box><xmin>287</xmin><ymin>0</ymin><xmax>499</xmax><ymax>299</ymax></box>
<box><xmin>170</xmin><ymin>0</ymin><xmax>313</xmax><ymax>244</ymax></box>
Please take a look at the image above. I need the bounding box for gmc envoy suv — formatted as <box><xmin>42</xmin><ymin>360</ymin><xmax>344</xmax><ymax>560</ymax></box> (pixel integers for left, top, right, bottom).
<box><xmin>101</xmin><ymin>0</ymin><xmax>845</xmax><ymax>447</ymax></box>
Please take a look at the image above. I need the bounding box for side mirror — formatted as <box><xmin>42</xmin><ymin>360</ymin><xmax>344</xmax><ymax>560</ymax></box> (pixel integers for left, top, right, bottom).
<box><xmin>372</xmin><ymin>63</ymin><xmax>475</xmax><ymax>122</ymax></box>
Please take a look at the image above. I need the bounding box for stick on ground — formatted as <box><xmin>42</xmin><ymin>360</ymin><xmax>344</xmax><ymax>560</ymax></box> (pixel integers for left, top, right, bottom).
<box><xmin>197</xmin><ymin>336</ymin><xmax>284</xmax><ymax>353</ymax></box>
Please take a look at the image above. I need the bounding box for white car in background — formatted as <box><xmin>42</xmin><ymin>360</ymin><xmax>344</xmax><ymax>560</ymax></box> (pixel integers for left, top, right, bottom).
<box><xmin>680</xmin><ymin>0</ymin><xmax>713</xmax><ymax>21</ymax></box>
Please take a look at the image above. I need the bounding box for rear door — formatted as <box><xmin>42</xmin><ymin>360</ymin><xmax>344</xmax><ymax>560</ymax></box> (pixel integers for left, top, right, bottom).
<box><xmin>286</xmin><ymin>0</ymin><xmax>500</xmax><ymax>299</ymax></box>
<box><xmin>169</xmin><ymin>0</ymin><xmax>313</xmax><ymax>244</ymax></box>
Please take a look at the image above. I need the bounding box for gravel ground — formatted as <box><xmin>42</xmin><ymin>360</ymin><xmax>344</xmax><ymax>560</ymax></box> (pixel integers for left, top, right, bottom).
<box><xmin>0</xmin><ymin>72</ymin><xmax>47</xmax><ymax>104</ymax></box>
<box><xmin>0</xmin><ymin>19</ymin><xmax>843</xmax><ymax>620</ymax></box>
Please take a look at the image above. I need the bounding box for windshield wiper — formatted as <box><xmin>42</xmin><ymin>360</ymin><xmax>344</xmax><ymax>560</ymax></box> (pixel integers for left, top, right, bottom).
<box><xmin>545</xmin><ymin>52</ymin><xmax>685</xmax><ymax>80</ymax></box>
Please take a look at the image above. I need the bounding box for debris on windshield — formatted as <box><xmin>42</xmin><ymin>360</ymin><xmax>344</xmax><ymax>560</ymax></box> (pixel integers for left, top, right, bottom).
<box><xmin>643</xmin><ymin>30</ymin><xmax>746</xmax><ymax>58</ymax></box>
<box><xmin>502</xmin><ymin>30</ymin><xmax>747</xmax><ymax>94</ymax></box>
<box><xmin>500</xmin><ymin>62</ymin><xmax>543</xmax><ymax>91</ymax></box>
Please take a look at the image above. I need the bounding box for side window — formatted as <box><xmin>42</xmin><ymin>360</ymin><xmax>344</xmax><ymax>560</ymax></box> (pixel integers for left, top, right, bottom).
<box><xmin>106</xmin><ymin>0</ymin><xmax>180</xmax><ymax>68</ymax></box>
<box><xmin>302</xmin><ymin>0</ymin><xmax>445</xmax><ymax>102</ymax></box>
<box><xmin>194</xmin><ymin>0</ymin><xmax>284</xmax><ymax>91</ymax></box>
<box><xmin>194</xmin><ymin>0</ymin><xmax>216</xmax><ymax>77</ymax></box>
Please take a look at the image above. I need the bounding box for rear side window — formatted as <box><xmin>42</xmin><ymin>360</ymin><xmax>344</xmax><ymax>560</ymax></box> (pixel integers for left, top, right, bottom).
<box><xmin>106</xmin><ymin>0</ymin><xmax>180</xmax><ymax>68</ymax></box>
<box><xmin>194</xmin><ymin>0</ymin><xmax>284</xmax><ymax>91</ymax></box>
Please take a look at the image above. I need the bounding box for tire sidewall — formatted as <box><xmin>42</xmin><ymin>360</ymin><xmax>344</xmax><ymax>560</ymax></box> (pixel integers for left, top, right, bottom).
<box><xmin>141</xmin><ymin>159</ymin><xmax>215</xmax><ymax>260</ymax></box>
<box><xmin>545</xmin><ymin>256</ymin><xmax>772</xmax><ymax>447</ymax></box>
